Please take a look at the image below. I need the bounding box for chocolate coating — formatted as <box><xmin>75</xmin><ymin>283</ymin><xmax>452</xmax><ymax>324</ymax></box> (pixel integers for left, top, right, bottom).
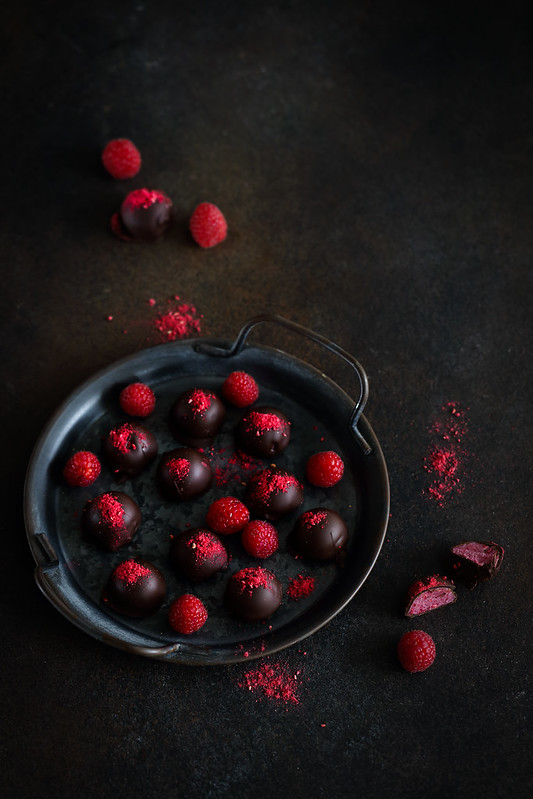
<box><xmin>236</xmin><ymin>406</ymin><xmax>291</xmax><ymax>457</ymax></box>
<box><xmin>224</xmin><ymin>566</ymin><xmax>282</xmax><ymax>621</ymax></box>
<box><xmin>291</xmin><ymin>507</ymin><xmax>348</xmax><ymax>560</ymax></box>
<box><xmin>103</xmin><ymin>422</ymin><xmax>158</xmax><ymax>477</ymax></box>
<box><xmin>169</xmin><ymin>528</ymin><xmax>229</xmax><ymax>581</ymax></box>
<box><xmin>157</xmin><ymin>447</ymin><xmax>213</xmax><ymax>501</ymax></box>
<box><xmin>102</xmin><ymin>558</ymin><xmax>166</xmax><ymax>618</ymax></box>
<box><xmin>245</xmin><ymin>466</ymin><xmax>303</xmax><ymax>521</ymax></box>
<box><xmin>82</xmin><ymin>491</ymin><xmax>141</xmax><ymax>552</ymax></box>
<box><xmin>168</xmin><ymin>388</ymin><xmax>226</xmax><ymax>447</ymax></box>
<box><xmin>120</xmin><ymin>188</ymin><xmax>173</xmax><ymax>241</ymax></box>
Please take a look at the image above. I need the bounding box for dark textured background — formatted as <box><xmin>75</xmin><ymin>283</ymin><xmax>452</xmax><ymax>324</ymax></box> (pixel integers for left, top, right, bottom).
<box><xmin>1</xmin><ymin>1</ymin><xmax>531</xmax><ymax>797</ymax></box>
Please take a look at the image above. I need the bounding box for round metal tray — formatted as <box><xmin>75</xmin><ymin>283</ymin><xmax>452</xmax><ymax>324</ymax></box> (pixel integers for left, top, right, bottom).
<box><xmin>24</xmin><ymin>314</ymin><xmax>389</xmax><ymax>664</ymax></box>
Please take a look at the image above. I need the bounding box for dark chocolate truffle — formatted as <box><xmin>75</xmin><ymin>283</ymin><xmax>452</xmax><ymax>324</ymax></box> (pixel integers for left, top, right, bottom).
<box><xmin>224</xmin><ymin>566</ymin><xmax>282</xmax><ymax>621</ymax></box>
<box><xmin>236</xmin><ymin>406</ymin><xmax>291</xmax><ymax>457</ymax></box>
<box><xmin>169</xmin><ymin>528</ymin><xmax>229</xmax><ymax>581</ymax></box>
<box><xmin>119</xmin><ymin>188</ymin><xmax>173</xmax><ymax>241</ymax></box>
<box><xmin>102</xmin><ymin>558</ymin><xmax>166</xmax><ymax>618</ymax></box>
<box><xmin>290</xmin><ymin>507</ymin><xmax>348</xmax><ymax>561</ymax></box>
<box><xmin>245</xmin><ymin>466</ymin><xmax>303</xmax><ymax>521</ymax></box>
<box><xmin>157</xmin><ymin>447</ymin><xmax>212</xmax><ymax>501</ymax></box>
<box><xmin>168</xmin><ymin>388</ymin><xmax>225</xmax><ymax>447</ymax></box>
<box><xmin>82</xmin><ymin>491</ymin><xmax>141</xmax><ymax>552</ymax></box>
<box><xmin>103</xmin><ymin>422</ymin><xmax>158</xmax><ymax>478</ymax></box>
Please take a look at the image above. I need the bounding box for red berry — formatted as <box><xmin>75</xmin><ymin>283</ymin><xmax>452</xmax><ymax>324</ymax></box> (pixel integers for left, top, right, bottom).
<box><xmin>397</xmin><ymin>630</ymin><xmax>436</xmax><ymax>673</ymax></box>
<box><xmin>189</xmin><ymin>202</ymin><xmax>227</xmax><ymax>248</ymax></box>
<box><xmin>102</xmin><ymin>138</ymin><xmax>141</xmax><ymax>179</ymax></box>
<box><xmin>63</xmin><ymin>451</ymin><xmax>101</xmax><ymax>487</ymax></box>
<box><xmin>119</xmin><ymin>383</ymin><xmax>156</xmax><ymax>417</ymax></box>
<box><xmin>306</xmin><ymin>451</ymin><xmax>345</xmax><ymax>487</ymax></box>
<box><xmin>222</xmin><ymin>371</ymin><xmax>259</xmax><ymax>408</ymax></box>
<box><xmin>168</xmin><ymin>594</ymin><xmax>208</xmax><ymax>634</ymax></box>
<box><xmin>206</xmin><ymin>496</ymin><xmax>250</xmax><ymax>535</ymax></box>
<box><xmin>241</xmin><ymin>520</ymin><xmax>279</xmax><ymax>558</ymax></box>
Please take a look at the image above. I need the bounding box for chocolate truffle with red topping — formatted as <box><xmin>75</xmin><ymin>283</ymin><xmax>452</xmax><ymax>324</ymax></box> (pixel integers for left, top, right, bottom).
<box><xmin>157</xmin><ymin>447</ymin><xmax>212</xmax><ymax>501</ymax></box>
<box><xmin>119</xmin><ymin>188</ymin><xmax>173</xmax><ymax>241</ymax></box>
<box><xmin>82</xmin><ymin>491</ymin><xmax>141</xmax><ymax>552</ymax></box>
<box><xmin>102</xmin><ymin>558</ymin><xmax>166</xmax><ymax>618</ymax></box>
<box><xmin>169</xmin><ymin>528</ymin><xmax>229</xmax><ymax>581</ymax></box>
<box><xmin>245</xmin><ymin>466</ymin><xmax>303</xmax><ymax>521</ymax></box>
<box><xmin>103</xmin><ymin>422</ymin><xmax>158</xmax><ymax>478</ymax></box>
<box><xmin>236</xmin><ymin>406</ymin><xmax>291</xmax><ymax>458</ymax></box>
<box><xmin>224</xmin><ymin>566</ymin><xmax>283</xmax><ymax>621</ymax></box>
<box><xmin>290</xmin><ymin>507</ymin><xmax>348</xmax><ymax>561</ymax></box>
<box><xmin>168</xmin><ymin>387</ymin><xmax>226</xmax><ymax>448</ymax></box>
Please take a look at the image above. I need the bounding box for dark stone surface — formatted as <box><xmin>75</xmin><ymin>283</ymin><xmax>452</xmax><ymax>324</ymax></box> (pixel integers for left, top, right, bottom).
<box><xmin>1</xmin><ymin>1</ymin><xmax>531</xmax><ymax>797</ymax></box>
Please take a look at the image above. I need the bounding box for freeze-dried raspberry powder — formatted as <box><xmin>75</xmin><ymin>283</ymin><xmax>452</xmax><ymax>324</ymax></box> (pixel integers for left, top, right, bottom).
<box><xmin>108</xmin><ymin>423</ymin><xmax>144</xmax><ymax>453</ymax></box>
<box><xmin>167</xmin><ymin>458</ymin><xmax>191</xmax><ymax>481</ymax></box>
<box><xmin>152</xmin><ymin>298</ymin><xmax>203</xmax><ymax>342</ymax></box>
<box><xmin>287</xmin><ymin>574</ymin><xmax>316</xmax><ymax>600</ymax></box>
<box><xmin>188</xmin><ymin>389</ymin><xmax>213</xmax><ymax>414</ymax></box>
<box><xmin>239</xmin><ymin>661</ymin><xmax>301</xmax><ymax>705</ymax></box>
<box><xmin>114</xmin><ymin>560</ymin><xmax>152</xmax><ymax>586</ymax></box>
<box><xmin>212</xmin><ymin>448</ymin><xmax>263</xmax><ymax>488</ymax></box>
<box><xmin>244</xmin><ymin>411</ymin><xmax>287</xmax><ymax>433</ymax></box>
<box><xmin>424</xmin><ymin>402</ymin><xmax>470</xmax><ymax>506</ymax></box>
<box><xmin>95</xmin><ymin>494</ymin><xmax>126</xmax><ymax>530</ymax></box>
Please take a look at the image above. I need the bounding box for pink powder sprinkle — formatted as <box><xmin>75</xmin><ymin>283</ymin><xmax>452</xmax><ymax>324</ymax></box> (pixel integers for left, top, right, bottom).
<box><xmin>287</xmin><ymin>574</ymin><xmax>316</xmax><ymax>600</ymax></box>
<box><xmin>212</xmin><ymin>448</ymin><xmax>264</xmax><ymax>488</ymax></box>
<box><xmin>153</xmin><ymin>299</ymin><xmax>203</xmax><ymax>342</ymax></box>
<box><xmin>188</xmin><ymin>389</ymin><xmax>213</xmax><ymax>414</ymax></box>
<box><xmin>114</xmin><ymin>560</ymin><xmax>152</xmax><ymax>586</ymax></box>
<box><xmin>424</xmin><ymin>402</ymin><xmax>470</xmax><ymax>506</ymax></box>
<box><xmin>167</xmin><ymin>457</ymin><xmax>190</xmax><ymax>481</ymax></box>
<box><xmin>95</xmin><ymin>494</ymin><xmax>125</xmax><ymax>531</ymax></box>
<box><xmin>123</xmin><ymin>188</ymin><xmax>166</xmax><ymax>210</ymax></box>
<box><xmin>108</xmin><ymin>423</ymin><xmax>144</xmax><ymax>453</ymax></box>
<box><xmin>301</xmin><ymin>509</ymin><xmax>328</xmax><ymax>528</ymax></box>
<box><xmin>244</xmin><ymin>411</ymin><xmax>288</xmax><ymax>434</ymax></box>
<box><xmin>239</xmin><ymin>660</ymin><xmax>301</xmax><ymax>705</ymax></box>
<box><xmin>234</xmin><ymin>567</ymin><xmax>273</xmax><ymax>595</ymax></box>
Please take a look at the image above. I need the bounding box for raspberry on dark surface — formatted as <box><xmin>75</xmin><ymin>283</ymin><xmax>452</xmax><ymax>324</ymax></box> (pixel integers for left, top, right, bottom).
<box><xmin>119</xmin><ymin>382</ymin><xmax>156</xmax><ymax>417</ymax></box>
<box><xmin>102</xmin><ymin>138</ymin><xmax>141</xmax><ymax>179</ymax></box>
<box><xmin>306</xmin><ymin>451</ymin><xmax>345</xmax><ymax>488</ymax></box>
<box><xmin>189</xmin><ymin>202</ymin><xmax>227</xmax><ymax>248</ymax></box>
<box><xmin>168</xmin><ymin>594</ymin><xmax>208</xmax><ymax>634</ymax></box>
<box><xmin>397</xmin><ymin>630</ymin><xmax>436</xmax><ymax>673</ymax></box>
<box><xmin>241</xmin><ymin>520</ymin><xmax>279</xmax><ymax>558</ymax></box>
<box><xmin>206</xmin><ymin>496</ymin><xmax>250</xmax><ymax>535</ymax></box>
<box><xmin>63</xmin><ymin>451</ymin><xmax>101</xmax><ymax>487</ymax></box>
<box><xmin>222</xmin><ymin>371</ymin><xmax>259</xmax><ymax>407</ymax></box>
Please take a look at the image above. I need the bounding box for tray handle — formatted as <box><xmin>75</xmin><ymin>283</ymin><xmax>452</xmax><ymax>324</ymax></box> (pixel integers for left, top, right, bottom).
<box><xmin>199</xmin><ymin>313</ymin><xmax>371</xmax><ymax>454</ymax></box>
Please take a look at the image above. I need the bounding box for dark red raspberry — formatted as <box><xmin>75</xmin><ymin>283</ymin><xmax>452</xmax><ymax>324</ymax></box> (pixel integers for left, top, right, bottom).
<box><xmin>306</xmin><ymin>451</ymin><xmax>345</xmax><ymax>487</ymax></box>
<box><xmin>206</xmin><ymin>496</ymin><xmax>250</xmax><ymax>535</ymax></box>
<box><xmin>63</xmin><ymin>451</ymin><xmax>101</xmax><ymax>487</ymax></box>
<box><xmin>222</xmin><ymin>371</ymin><xmax>259</xmax><ymax>408</ymax></box>
<box><xmin>189</xmin><ymin>202</ymin><xmax>227</xmax><ymax>248</ymax></box>
<box><xmin>119</xmin><ymin>382</ymin><xmax>156</xmax><ymax>417</ymax></box>
<box><xmin>241</xmin><ymin>520</ymin><xmax>279</xmax><ymax>558</ymax></box>
<box><xmin>168</xmin><ymin>594</ymin><xmax>208</xmax><ymax>634</ymax></box>
<box><xmin>102</xmin><ymin>138</ymin><xmax>141</xmax><ymax>179</ymax></box>
<box><xmin>397</xmin><ymin>630</ymin><xmax>436</xmax><ymax>673</ymax></box>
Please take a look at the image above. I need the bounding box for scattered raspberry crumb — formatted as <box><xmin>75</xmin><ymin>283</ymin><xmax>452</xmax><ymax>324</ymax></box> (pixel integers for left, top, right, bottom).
<box><xmin>287</xmin><ymin>574</ymin><xmax>316</xmax><ymax>600</ymax></box>
<box><xmin>189</xmin><ymin>202</ymin><xmax>228</xmax><ymax>248</ymax></box>
<box><xmin>222</xmin><ymin>371</ymin><xmax>259</xmax><ymax>407</ymax></box>
<box><xmin>63</xmin><ymin>451</ymin><xmax>101</xmax><ymax>487</ymax></box>
<box><xmin>397</xmin><ymin>630</ymin><xmax>436</xmax><ymax>673</ymax></box>
<box><xmin>306</xmin><ymin>451</ymin><xmax>345</xmax><ymax>487</ymax></box>
<box><xmin>424</xmin><ymin>402</ymin><xmax>470</xmax><ymax>506</ymax></box>
<box><xmin>102</xmin><ymin>138</ymin><xmax>141</xmax><ymax>179</ymax></box>
<box><xmin>152</xmin><ymin>299</ymin><xmax>203</xmax><ymax>342</ymax></box>
<box><xmin>239</xmin><ymin>660</ymin><xmax>301</xmax><ymax>705</ymax></box>
<box><xmin>119</xmin><ymin>382</ymin><xmax>156</xmax><ymax>417</ymax></box>
<box><xmin>168</xmin><ymin>594</ymin><xmax>208</xmax><ymax>634</ymax></box>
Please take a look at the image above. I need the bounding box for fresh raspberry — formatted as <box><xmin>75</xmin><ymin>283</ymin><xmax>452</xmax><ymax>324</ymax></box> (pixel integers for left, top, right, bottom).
<box><xmin>306</xmin><ymin>451</ymin><xmax>345</xmax><ymax>488</ymax></box>
<box><xmin>397</xmin><ymin>630</ymin><xmax>436</xmax><ymax>673</ymax></box>
<box><xmin>189</xmin><ymin>202</ymin><xmax>228</xmax><ymax>248</ymax></box>
<box><xmin>221</xmin><ymin>371</ymin><xmax>259</xmax><ymax>408</ymax></box>
<box><xmin>168</xmin><ymin>594</ymin><xmax>208</xmax><ymax>634</ymax></box>
<box><xmin>241</xmin><ymin>520</ymin><xmax>279</xmax><ymax>558</ymax></box>
<box><xmin>206</xmin><ymin>496</ymin><xmax>250</xmax><ymax>535</ymax></box>
<box><xmin>119</xmin><ymin>382</ymin><xmax>156</xmax><ymax>417</ymax></box>
<box><xmin>102</xmin><ymin>138</ymin><xmax>141</xmax><ymax>179</ymax></box>
<box><xmin>63</xmin><ymin>451</ymin><xmax>101</xmax><ymax>487</ymax></box>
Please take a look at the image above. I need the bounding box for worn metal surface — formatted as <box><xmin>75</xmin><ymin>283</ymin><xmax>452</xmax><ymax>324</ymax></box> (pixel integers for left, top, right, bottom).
<box><xmin>1</xmin><ymin>1</ymin><xmax>531</xmax><ymax>797</ymax></box>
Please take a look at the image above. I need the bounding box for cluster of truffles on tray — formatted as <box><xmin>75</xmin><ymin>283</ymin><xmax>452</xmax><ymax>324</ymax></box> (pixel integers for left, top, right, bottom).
<box><xmin>62</xmin><ymin>371</ymin><xmax>350</xmax><ymax>634</ymax></box>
